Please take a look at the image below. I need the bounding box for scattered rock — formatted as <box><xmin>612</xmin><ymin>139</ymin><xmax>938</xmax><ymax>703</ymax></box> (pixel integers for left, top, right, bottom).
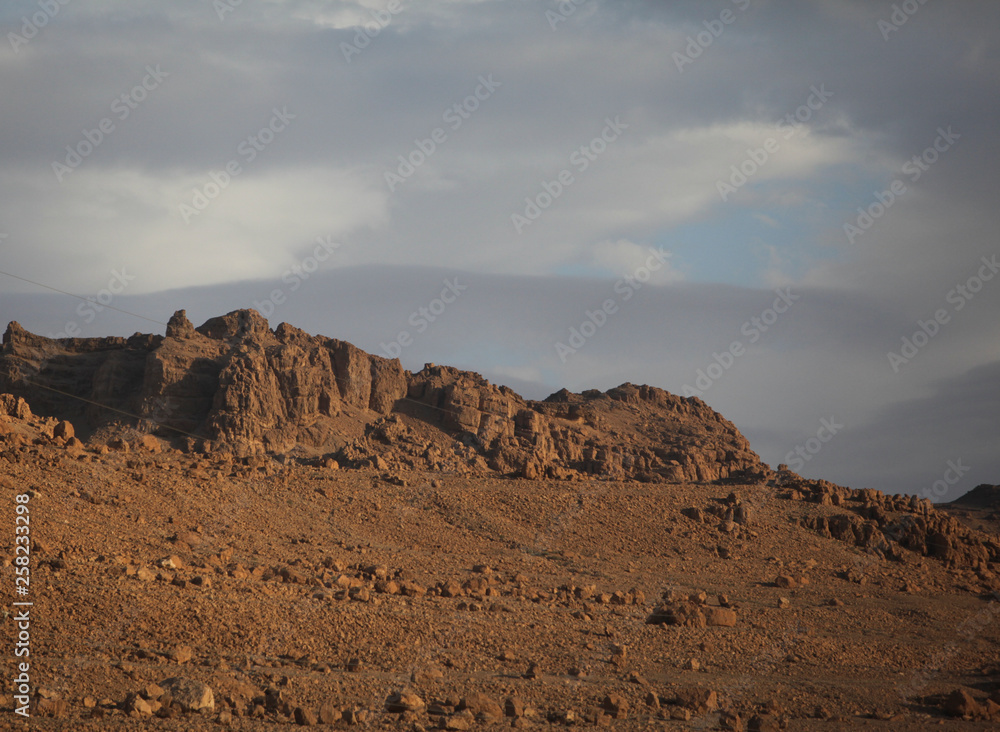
<box><xmin>411</xmin><ymin>666</ymin><xmax>444</xmax><ymax>684</ymax></box>
<box><xmin>158</xmin><ymin>677</ymin><xmax>214</xmax><ymax>713</ymax></box>
<box><xmin>944</xmin><ymin>689</ymin><xmax>980</xmax><ymax>718</ymax></box>
<box><xmin>458</xmin><ymin>693</ymin><xmax>503</xmax><ymax>723</ymax></box>
<box><xmin>505</xmin><ymin>696</ymin><xmax>525</xmax><ymax>718</ymax></box>
<box><xmin>705</xmin><ymin>607</ymin><xmax>737</xmax><ymax>627</ymax></box>
<box><xmin>318</xmin><ymin>703</ymin><xmax>341</xmax><ymax>724</ymax></box>
<box><xmin>602</xmin><ymin>693</ymin><xmax>629</xmax><ymax>718</ymax></box>
<box><xmin>386</xmin><ymin>690</ymin><xmax>426</xmax><ymax>713</ymax></box>
<box><xmin>674</xmin><ymin>687</ymin><xmax>718</xmax><ymax>713</ymax></box>
<box><xmin>53</xmin><ymin>420</ymin><xmax>74</xmax><ymax>440</ymax></box>
<box><xmin>294</xmin><ymin>706</ymin><xmax>317</xmax><ymax>725</ymax></box>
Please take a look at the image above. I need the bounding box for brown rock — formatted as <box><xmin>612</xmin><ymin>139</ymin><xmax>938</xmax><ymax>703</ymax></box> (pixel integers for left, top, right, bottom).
<box><xmin>505</xmin><ymin>696</ymin><xmax>525</xmax><ymax>718</ymax></box>
<box><xmin>158</xmin><ymin>678</ymin><xmax>214</xmax><ymax>713</ymax></box>
<box><xmin>458</xmin><ymin>693</ymin><xmax>503</xmax><ymax>722</ymax></box>
<box><xmin>175</xmin><ymin>530</ymin><xmax>203</xmax><ymax>548</ymax></box>
<box><xmin>720</xmin><ymin>711</ymin><xmax>745</xmax><ymax>731</ymax></box>
<box><xmin>705</xmin><ymin>607</ymin><xmax>737</xmax><ymax>627</ymax></box>
<box><xmin>675</xmin><ymin>687</ymin><xmax>718</xmax><ymax>713</ymax></box>
<box><xmin>646</xmin><ymin>601</ymin><xmax>706</xmax><ymax>628</ymax></box>
<box><xmin>443</xmin><ymin>711</ymin><xmax>473</xmax><ymax>730</ymax></box>
<box><xmin>399</xmin><ymin>580</ymin><xmax>426</xmax><ymax>597</ymax></box>
<box><xmin>53</xmin><ymin>420</ymin><xmax>74</xmax><ymax>440</ymax></box>
<box><xmin>411</xmin><ymin>667</ymin><xmax>444</xmax><ymax>684</ymax></box>
<box><xmin>386</xmin><ymin>690</ymin><xmax>425</xmax><ymax>713</ymax></box>
<box><xmin>318</xmin><ymin>703</ymin><xmax>341</xmax><ymax>724</ymax></box>
<box><xmin>944</xmin><ymin>689</ymin><xmax>980</xmax><ymax>718</ymax></box>
<box><xmin>602</xmin><ymin>693</ymin><xmax>629</xmax><ymax>718</ymax></box>
<box><xmin>748</xmin><ymin>714</ymin><xmax>782</xmax><ymax>732</ymax></box>
<box><xmin>125</xmin><ymin>696</ymin><xmax>153</xmax><ymax>716</ymax></box>
<box><xmin>294</xmin><ymin>706</ymin><xmax>317</xmax><ymax>725</ymax></box>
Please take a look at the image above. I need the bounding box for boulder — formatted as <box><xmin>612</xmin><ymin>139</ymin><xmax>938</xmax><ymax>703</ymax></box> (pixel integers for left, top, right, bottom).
<box><xmin>159</xmin><ymin>677</ymin><xmax>214</xmax><ymax>713</ymax></box>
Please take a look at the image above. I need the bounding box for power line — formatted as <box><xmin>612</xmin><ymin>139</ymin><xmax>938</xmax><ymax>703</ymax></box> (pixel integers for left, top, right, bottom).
<box><xmin>5</xmin><ymin>341</ymin><xmax>524</xmax><ymax>444</ymax></box>
<box><xmin>0</xmin><ymin>269</ymin><xmax>167</xmax><ymax>327</ymax></box>
<box><xmin>0</xmin><ymin>267</ymin><xmax>526</xmax><ymax>436</ymax></box>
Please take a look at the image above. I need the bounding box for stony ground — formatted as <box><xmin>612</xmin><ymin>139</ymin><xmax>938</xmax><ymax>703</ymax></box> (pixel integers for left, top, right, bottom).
<box><xmin>2</xmin><ymin>423</ymin><xmax>1000</xmax><ymax>730</ymax></box>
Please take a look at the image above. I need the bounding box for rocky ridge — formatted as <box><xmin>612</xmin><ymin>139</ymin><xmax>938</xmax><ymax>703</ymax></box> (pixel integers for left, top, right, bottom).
<box><xmin>0</xmin><ymin>309</ymin><xmax>764</xmax><ymax>484</ymax></box>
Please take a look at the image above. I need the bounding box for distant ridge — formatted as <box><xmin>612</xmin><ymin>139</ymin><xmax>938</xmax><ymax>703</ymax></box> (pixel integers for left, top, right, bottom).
<box><xmin>0</xmin><ymin>309</ymin><xmax>766</xmax><ymax>483</ymax></box>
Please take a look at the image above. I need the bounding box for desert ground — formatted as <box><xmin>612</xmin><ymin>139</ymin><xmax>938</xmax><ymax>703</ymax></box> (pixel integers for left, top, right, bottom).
<box><xmin>1</xmin><ymin>312</ymin><xmax>999</xmax><ymax>730</ymax></box>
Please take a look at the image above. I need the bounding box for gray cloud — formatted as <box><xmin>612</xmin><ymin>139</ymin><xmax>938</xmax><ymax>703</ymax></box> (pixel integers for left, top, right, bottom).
<box><xmin>1</xmin><ymin>0</ymin><xmax>998</xmax><ymax>498</ymax></box>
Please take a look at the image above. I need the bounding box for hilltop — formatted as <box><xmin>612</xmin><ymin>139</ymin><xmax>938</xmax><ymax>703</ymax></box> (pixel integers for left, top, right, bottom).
<box><xmin>0</xmin><ymin>311</ymin><xmax>999</xmax><ymax>729</ymax></box>
<box><xmin>0</xmin><ymin>309</ymin><xmax>764</xmax><ymax>484</ymax></box>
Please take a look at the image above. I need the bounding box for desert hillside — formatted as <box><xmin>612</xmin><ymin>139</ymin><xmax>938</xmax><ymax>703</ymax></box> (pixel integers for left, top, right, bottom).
<box><xmin>1</xmin><ymin>312</ymin><xmax>999</xmax><ymax>730</ymax></box>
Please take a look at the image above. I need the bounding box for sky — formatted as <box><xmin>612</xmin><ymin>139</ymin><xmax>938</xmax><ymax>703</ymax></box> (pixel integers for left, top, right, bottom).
<box><xmin>1</xmin><ymin>0</ymin><xmax>998</xmax><ymax>499</ymax></box>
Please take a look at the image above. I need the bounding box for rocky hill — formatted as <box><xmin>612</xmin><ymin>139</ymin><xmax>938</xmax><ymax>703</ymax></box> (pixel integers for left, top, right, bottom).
<box><xmin>0</xmin><ymin>309</ymin><xmax>765</xmax><ymax>484</ymax></box>
<box><xmin>2</xmin><ymin>310</ymin><xmax>1000</xmax><ymax>728</ymax></box>
<box><xmin>942</xmin><ymin>484</ymin><xmax>1000</xmax><ymax>536</ymax></box>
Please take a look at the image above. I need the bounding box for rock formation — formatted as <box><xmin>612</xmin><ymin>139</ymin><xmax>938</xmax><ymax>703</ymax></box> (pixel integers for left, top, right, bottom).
<box><xmin>0</xmin><ymin>309</ymin><xmax>764</xmax><ymax>483</ymax></box>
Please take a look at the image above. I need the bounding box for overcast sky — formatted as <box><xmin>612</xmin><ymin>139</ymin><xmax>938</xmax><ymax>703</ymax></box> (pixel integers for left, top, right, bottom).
<box><xmin>1</xmin><ymin>0</ymin><xmax>998</xmax><ymax>499</ymax></box>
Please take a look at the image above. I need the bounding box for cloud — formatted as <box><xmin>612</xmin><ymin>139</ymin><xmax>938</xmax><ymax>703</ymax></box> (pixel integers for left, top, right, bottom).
<box><xmin>587</xmin><ymin>239</ymin><xmax>684</xmax><ymax>284</ymax></box>
<box><xmin>0</xmin><ymin>165</ymin><xmax>388</xmax><ymax>294</ymax></box>
<box><xmin>1</xmin><ymin>0</ymin><xmax>998</xmax><ymax>497</ymax></box>
<box><xmin>2</xmin><ymin>262</ymin><xmax>990</xmax><ymax>500</ymax></box>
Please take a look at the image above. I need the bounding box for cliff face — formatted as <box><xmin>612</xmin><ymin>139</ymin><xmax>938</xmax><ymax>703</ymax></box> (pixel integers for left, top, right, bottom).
<box><xmin>0</xmin><ymin>309</ymin><xmax>766</xmax><ymax>483</ymax></box>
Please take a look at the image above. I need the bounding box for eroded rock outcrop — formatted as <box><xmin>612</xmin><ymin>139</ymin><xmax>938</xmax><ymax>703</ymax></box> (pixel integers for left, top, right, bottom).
<box><xmin>0</xmin><ymin>309</ymin><xmax>766</xmax><ymax>482</ymax></box>
<box><xmin>0</xmin><ymin>310</ymin><xmax>405</xmax><ymax>456</ymax></box>
<box><xmin>782</xmin><ymin>472</ymin><xmax>1000</xmax><ymax>572</ymax></box>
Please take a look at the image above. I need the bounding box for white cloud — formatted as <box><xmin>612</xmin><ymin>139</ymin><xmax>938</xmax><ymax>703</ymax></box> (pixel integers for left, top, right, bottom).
<box><xmin>588</xmin><ymin>239</ymin><xmax>683</xmax><ymax>284</ymax></box>
<box><xmin>1</xmin><ymin>166</ymin><xmax>388</xmax><ymax>294</ymax></box>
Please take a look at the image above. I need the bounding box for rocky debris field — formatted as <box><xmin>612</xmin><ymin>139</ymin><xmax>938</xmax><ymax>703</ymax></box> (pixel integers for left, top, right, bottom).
<box><xmin>1</xmin><ymin>391</ymin><xmax>1000</xmax><ymax>730</ymax></box>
